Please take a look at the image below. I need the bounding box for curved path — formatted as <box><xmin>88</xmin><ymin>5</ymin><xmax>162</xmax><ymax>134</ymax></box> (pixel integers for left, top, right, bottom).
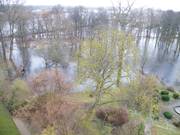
<box><xmin>13</xmin><ymin>118</ymin><xmax>31</xmax><ymax>135</ymax></box>
<box><xmin>161</xmin><ymin>99</ymin><xmax>180</xmax><ymax>118</ymax></box>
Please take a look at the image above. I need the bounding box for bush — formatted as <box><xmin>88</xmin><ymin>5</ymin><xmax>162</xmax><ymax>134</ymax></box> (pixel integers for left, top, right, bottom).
<box><xmin>15</xmin><ymin>93</ymin><xmax>79</xmax><ymax>133</ymax></box>
<box><xmin>173</xmin><ymin>93</ymin><xmax>179</xmax><ymax>99</ymax></box>
<box><xmin>5</xmin><ymin>79</ymin><xmax>30</xmax><ymax>113</ymax></box>
<box><xmin>96</xmin><ymin>107</ymin><xmax>129</xmax><ymax>126</ymax></box>
<box><xmin>161</xmin><ymin>95</ymin><xmax>170</xmax><ymax>102</ymax></box>
<box><xmin>152</xmin><ymin>103</ymin><xmax>159</xmax><ymax>120</ymax></box>
<box><xmin>5</xmin><ymin>91</ymin><xmax>28</xmax><ymax>113</ymax></box>
<box><xmin>121</xmin><ymin>75</ymin><xmax>161</xmax><ymax>115</ymax></box>
<box><xmin>163</xmin><ymin>112</ymin><xmax>173</xmax><ymax>119</ymax></box>
<box><xmin>160</xmin><ymin>90</ymin><xmax>169</xmax><ymax>95</ymax></box>
<box><xmin>29</xmin><ymin>70</ymin><xmax>72</xmax><ymax>95</ymax></box>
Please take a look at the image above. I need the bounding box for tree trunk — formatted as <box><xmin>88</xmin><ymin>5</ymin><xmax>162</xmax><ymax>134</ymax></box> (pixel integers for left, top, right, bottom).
<box><xmin>0</xmin><ymin>30</ymin><xmax>7</xmax><ymax>62</ymax></box>
<box><xmin>116</xmin><ymin>58</ymin><xmax>123</xmax><ymax>87</ymax></box>
<box><xmin>9</xmin><ymin>24</ymin><xmax>14</xmax><ymax>61</ymax></box>
<box><xmin>116</xmin><ymin>42</ymin><xmax>125</xmax><ymax>87</ymax></box>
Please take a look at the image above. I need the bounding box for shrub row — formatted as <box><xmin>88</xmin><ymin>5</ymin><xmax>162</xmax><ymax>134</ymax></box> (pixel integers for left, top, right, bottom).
<box><xmin>163</xmin><ymin>112</ymin><xmax>173</xmax><ymax>119</ymax></box>
<box><xmin>160</xmin><ymin>90</ymin><xmax>179</xmax><ymax>101</ymax></box>
<box><xmin>161</xmin><ymin>95</ymin><xmax>170</xmax><ymax>102</ymax></box>
<box><xmin>160</xmin><ymin>91</ymin><xmax>169</xmax><ymax>95</ymax></box>
<box><xmin>173</xmin><ymin>93</ymin><xmax>179</xmax><ymax>99</ymax></box>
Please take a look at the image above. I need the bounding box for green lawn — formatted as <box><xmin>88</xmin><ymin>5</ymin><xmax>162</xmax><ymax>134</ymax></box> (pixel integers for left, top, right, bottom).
<box><xmin>153</xmin><ymin>121</ymin><xmax>180</xmax><ymax>135</ymax></box>
<box><xmin>0</xmin><ymin>103</ymin><xmax>20</xmax><ymax>135</ymax></box>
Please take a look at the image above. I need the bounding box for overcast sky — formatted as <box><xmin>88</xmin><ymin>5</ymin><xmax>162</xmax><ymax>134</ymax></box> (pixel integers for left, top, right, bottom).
<box><xmin>24</xmin><ymin>0</ymin><xmax>180</xmax><ymax>11</ymax></box>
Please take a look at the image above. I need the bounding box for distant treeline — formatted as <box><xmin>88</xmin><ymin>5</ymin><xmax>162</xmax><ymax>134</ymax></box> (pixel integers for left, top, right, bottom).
<box><xmin>1</xmin><ymin>0</ymin><xmax>180</xmax><ymax>62</ymax></box>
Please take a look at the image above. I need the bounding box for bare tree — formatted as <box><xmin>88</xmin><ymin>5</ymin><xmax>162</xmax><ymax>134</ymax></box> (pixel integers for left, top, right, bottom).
<box><xmin>0</xmin><ymin>1</ymin><xmax>7</xmax><ymax>62</ymax></box>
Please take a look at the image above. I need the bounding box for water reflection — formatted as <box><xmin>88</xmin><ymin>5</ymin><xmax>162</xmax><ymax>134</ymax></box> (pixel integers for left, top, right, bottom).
<box><xmin>11</xmin><ymin>38</ymin><xmax>180</xmax><ymax>91</ymax></box>
<box><xmin>140</xmin><ymin>37</ymin><xmax>180</xmax><ymax>90</ymax></box>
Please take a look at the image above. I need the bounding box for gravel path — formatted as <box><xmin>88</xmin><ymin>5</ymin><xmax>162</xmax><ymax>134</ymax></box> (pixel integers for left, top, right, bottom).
<box><xmin>144</xmin><ymin>120</ymin><xmax>152</xmax><ymax>135</ymax></box>
<box><xmin>13</xmin><ymin>118</ymin><xmax>31</xmax><ymax>135</ymax></box>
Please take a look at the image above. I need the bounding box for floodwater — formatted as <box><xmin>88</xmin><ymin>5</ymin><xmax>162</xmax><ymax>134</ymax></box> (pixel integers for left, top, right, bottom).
<box><xmin>12</xmin><ymin>38</ymin><xmax>180</xmax><ymax>91</ymax></box>
<box><xmin>140</xmin><ymin>38</ymin><xmax>180</xmax><ymax>91</ymax></box>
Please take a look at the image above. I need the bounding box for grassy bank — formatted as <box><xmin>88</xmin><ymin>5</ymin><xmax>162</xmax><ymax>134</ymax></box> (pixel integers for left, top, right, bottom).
<box><xmin>0</xmin><ymin>103</ymin><xmax>20</xmax><ymax>135</ymax></box>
